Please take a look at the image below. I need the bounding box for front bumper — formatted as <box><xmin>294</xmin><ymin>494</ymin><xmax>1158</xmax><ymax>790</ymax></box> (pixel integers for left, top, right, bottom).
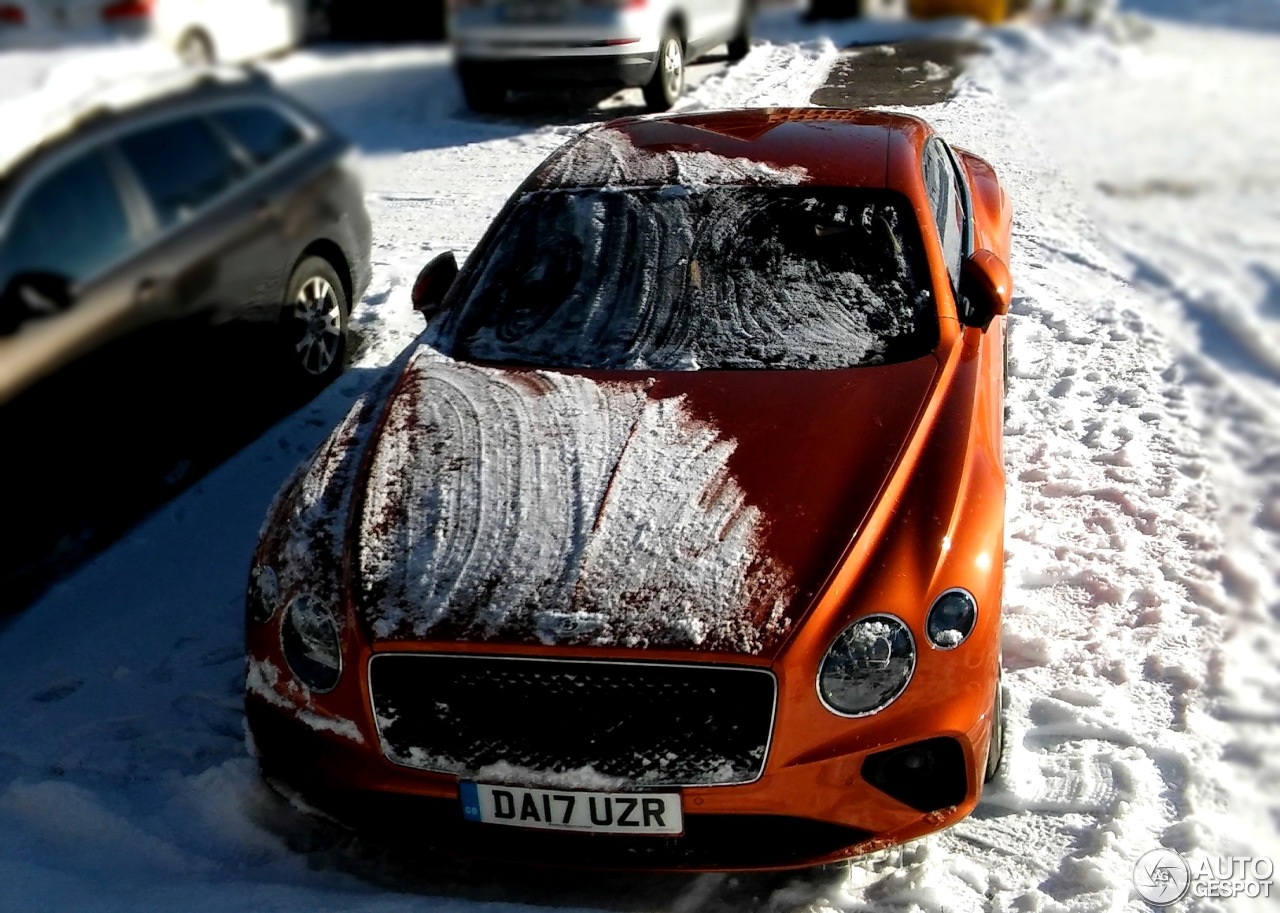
<box><xmin>245</xmin><ymin>674</ymin><xmax>994</xmax><ymax>871</ymax></box>
<box><xmin>455</xmin><ymin>51</ymin><xmax>658</xmax><ymax>89</ymax></box>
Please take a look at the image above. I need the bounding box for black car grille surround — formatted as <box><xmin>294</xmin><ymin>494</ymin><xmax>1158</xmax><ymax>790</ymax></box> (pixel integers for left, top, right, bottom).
<box><xmin>368</xmin><ymin>654</ymin><xmax>777</xmax><ymax>787</ymax></box>
<box><xmin>861</xmin><ymin>737</ymin><xmax>968</xmax><ymax>812</ymax></box>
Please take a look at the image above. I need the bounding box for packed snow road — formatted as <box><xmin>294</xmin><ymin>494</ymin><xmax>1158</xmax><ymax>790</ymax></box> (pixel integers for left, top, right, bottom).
<box><xmin>0</xmin><ymin>5</ymin><xmax>1276</xmax><ymax>911</ymax></box>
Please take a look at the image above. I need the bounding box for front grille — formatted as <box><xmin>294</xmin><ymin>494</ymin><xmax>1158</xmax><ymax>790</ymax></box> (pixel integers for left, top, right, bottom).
<box><xmin>368</xmin><ymin>654</ymin><xmax>776</xmax><ymax>786</ymax></box>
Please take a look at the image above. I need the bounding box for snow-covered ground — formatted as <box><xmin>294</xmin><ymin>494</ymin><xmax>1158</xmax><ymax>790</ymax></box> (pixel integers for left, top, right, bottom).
<box><xmin>1</xmin><ymin>2</ymin><xmax>1278</xmax><ymax>910</ymax></box>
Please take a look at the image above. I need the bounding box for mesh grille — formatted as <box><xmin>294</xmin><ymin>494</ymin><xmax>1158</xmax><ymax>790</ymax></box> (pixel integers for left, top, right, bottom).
<box><xmin>369</xmin><ymin>654</ymin><xmax>776</xmax><ymax>786</ymax></box>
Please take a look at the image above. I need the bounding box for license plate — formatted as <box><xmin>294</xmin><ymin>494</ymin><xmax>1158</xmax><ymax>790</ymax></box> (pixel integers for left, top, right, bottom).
<box><xmin>460</xmin><ymin>782</ymin><xmax>683</xmax><ymax>835</ymax></box>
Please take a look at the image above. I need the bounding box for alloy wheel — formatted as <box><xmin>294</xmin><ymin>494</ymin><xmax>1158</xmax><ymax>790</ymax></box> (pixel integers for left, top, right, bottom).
<box><xmin>663</xmin><ymin>37</ymin><xmax>684</xmax><ymax>100</ymax></box>
<box><xmin>293</xmin><ymin>276</ymin><xmax>343</xmax><ymax>377</ymax></box>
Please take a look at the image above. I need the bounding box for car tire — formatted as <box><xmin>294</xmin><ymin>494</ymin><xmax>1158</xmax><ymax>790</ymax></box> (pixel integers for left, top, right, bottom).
<box><xmin>177</xmin><ymin>28</ymin><xmax>216</xmax><ymax>66</ymax></box>
<box><xmin>984</xmin><ymin>673</ymin><xmax>1006</xmax><ymax>783</ymax></box>
<box><xmin>727</xmin><ymin>6</ymin><xmax>752</xmax><ymax>60</ymax></box>
<box><xmin>460</xmin><ymin>73</ymin><xmax>507</xmax><ymax>113</ymax></box>
<box><xmin>643</xmin><ymin>29</ymin><xmax>684</xmax><ymax>112</ymax></box>
<box><xmin>283</xmin><ymin>256</ymin><xmax>348</xmax><ymax>387</ymax></box>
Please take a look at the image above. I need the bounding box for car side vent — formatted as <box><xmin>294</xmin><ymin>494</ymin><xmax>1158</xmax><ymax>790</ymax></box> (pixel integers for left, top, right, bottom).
<box><xmin>861</xmin><ymin>737</ymin><xmax>968</xmax><ymax>813</ymax></box>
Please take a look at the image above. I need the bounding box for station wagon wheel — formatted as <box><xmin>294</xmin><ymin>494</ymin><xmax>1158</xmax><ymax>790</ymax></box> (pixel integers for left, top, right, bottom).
<box><xmin>284</xmin><ymin>256</ymin><xmax>349</xmax><ymax>386</ymax></box>
<box><xmin>643</xmin><ymin>29</ymin><xmax>684</xmax><ymax>111</ymax></box>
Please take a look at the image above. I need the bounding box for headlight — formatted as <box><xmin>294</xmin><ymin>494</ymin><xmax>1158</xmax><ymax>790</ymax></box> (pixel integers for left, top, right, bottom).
<box><xmin>247</xmin><ymin>565</ymin><xmax>279</xmax><ymax>623</ymax></box>
<box><xmin>818</xmin><ymin>614</ymin><xmax>915</xmax><ymax>717</ymax></box>
<box><xmin>280</xmin><ymin>593</ymin><xmax>342</xmax><ymax>692</ymax></box>
<box><xmin>926</xmin><ymin>589</ymin><xmax>977</xmax><ymax>650</ymax></box>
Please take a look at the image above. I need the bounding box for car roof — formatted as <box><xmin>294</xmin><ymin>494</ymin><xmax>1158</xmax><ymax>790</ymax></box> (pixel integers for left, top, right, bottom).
<box><xmin>0</xmin><ymin>65</ymin><xmax>273</xmax><ymax>186</ymax></box>
<box><xmin>529</xmin><ymin>107</ymin><xmax>935</xmax><ymax>193</ymax></box>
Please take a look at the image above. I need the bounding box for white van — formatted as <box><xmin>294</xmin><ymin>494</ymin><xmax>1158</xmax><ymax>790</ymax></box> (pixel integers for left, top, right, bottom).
<box><xmin>0</xmin><ymin>0</ymin><xmax>308</xmax><ymax>64</ymax></box>
<box><xmin>450</xmin><ymin>0</ymin><xmax>753</xmax><ymax>112</ymax></box>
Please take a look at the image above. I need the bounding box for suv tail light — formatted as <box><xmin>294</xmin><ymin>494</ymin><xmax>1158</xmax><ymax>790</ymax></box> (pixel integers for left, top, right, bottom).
<box><xmin>101</xmin><ymin>0</ymin><xmax>154</xmax><ymax>21</ymax></box>
<box><xmin>583</xmin><ymin>0</ymin><xmax>647</xmax><ymax>7</ymax></box>
<box><xmin>0</xmin><ymin>4</ymin><xmax>26</xmax><ymax>24</ymax></box>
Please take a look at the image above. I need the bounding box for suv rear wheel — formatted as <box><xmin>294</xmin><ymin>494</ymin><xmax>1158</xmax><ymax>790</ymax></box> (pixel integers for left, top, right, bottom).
<box><xmin>177</xmin><ymin>28</ymin><xmax>216</xmax><ymax>66</ymax></box>
<box><xmin>643</xmin><ymin>30</ymin><xmax>684</xmax><ymax>111</ymax></box>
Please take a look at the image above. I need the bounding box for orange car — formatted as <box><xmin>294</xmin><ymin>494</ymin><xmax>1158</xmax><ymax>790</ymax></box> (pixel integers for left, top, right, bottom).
<box><xmin>245</xmin><ymin>107</ymin><xmax>1013</xmax><ymax>870</ymax></box>
<box><xmin>907</xmin><ymin>0</ymin><xmax>1019</xmax><ymax>24</ymax></box>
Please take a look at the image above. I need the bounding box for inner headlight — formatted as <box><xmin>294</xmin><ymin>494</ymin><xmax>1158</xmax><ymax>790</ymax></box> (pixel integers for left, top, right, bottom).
<box><xmin>280</xmin><ymin>593</ymin><xmax>342</xmax><ymax>693</ymax></box>
<box><xmin>926</xmin><ymin>589</ymin><xmax>978</xmax><ymax>650</ymax></box>
<box><xmin>818</xmin><ymin>614</ymin><xmax>916</xmax><ymax>717</ymax></box>
<box><xmin>247</xmin><ymin>565</ymin><xmax>279</xmax><ymax>624</ymax></box>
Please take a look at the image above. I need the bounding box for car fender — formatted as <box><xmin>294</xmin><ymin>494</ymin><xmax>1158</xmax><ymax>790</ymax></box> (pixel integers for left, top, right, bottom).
<box><xmin>955</xmin><ymin>147</ymin><xmax>1012</xmax><ymax>263</ymax></box>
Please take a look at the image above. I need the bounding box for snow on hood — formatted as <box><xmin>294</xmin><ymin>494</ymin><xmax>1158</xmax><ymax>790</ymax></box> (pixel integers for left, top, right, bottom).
<box><xmin>537</xmin><ymin>126</ymin><xmax>808</xmax><ymax>190</ymax></box>
<box><xmin>257</xmin><ymin>389</ymin><xmax>387</xmax><ymax>611</ymax></box>
<box><xmin>356</xmin><ymin>350</ymin><xmax>792</xmax><ymax>653</ymax></box>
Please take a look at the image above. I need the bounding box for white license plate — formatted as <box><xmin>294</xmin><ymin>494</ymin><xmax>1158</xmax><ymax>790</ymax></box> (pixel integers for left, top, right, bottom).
<box><xmin>460</xmin><ymin>782</ymin><xmax>683</xmax><ymax>835</ymax></box>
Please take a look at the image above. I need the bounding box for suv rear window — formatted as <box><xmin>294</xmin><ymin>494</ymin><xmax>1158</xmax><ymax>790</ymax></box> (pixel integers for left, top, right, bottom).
<box><xmin>119</xmin><ymin>116</ymin><xmax>245</xmax><ymax>226</ymax></box>
<box><xmin>213</xmin><ymin>105</ymin><xmax>305</xmax><ymax>166</ymax></box>
<box><xmin>439</xmin><ymin>187</ymin><xmax>937</xmax><ymax>371</ymax></box>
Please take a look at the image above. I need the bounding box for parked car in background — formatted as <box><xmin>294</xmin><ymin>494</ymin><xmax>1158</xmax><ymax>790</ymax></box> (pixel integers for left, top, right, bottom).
<box><xmin>318</xmin><ymin>0</ymin><xmax>445</xmax><ymax>42</ymax></box>
<box><xmin>0</xmin><ymin>0</ymin><xmax>309</xmax><ymax>63</ymax></box>
<box><xmin>806</xmin><ymin>0</ymin><xmax>1024</xmax><ymax>22</ymax></box>
<box><xmin>805</xmin><ymin>0</ymin><xmax>893</xmax><ymax>19</ymax></box>
<box><xmin>246</xmin><ymin>107</ymin><xmax>1013</xmax><ymax>870</ymax></box>
<box><xmin>906</xmin><ymin>0</ymin><xmax>1027</xmax><ymax>24</ymax></box>
<box><xmin>0</xmin><ymin>67</ymin><xmax>371</xmax><ymax>406</ymax></box>
<box><xmin>451</xmin><ymin>0</ymin><xmax>753</xmax><ymax>112</ymax></box>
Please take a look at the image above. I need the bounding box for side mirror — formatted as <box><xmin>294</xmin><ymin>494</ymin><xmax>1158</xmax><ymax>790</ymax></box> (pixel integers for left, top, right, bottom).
<box><xmin>411</xmin><ymin>251</ymin><xmax>458</xmax><ymax>321</ymax></box>
<box><xmin>0</xmin><ymin>272</ymin><xmax>75</xmax><ymax>336</ymax></box>
<box><xmin>959</xmin><ymin>249</ymin><xmax>1012</xmax><ymax>332</ymax></box>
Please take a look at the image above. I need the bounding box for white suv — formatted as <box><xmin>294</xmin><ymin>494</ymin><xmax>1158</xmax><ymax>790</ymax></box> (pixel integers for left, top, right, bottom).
<box><xmin>450</xmin><ymin>0</ymin><xmax>752</xmax><ymax>112</ymax></box>
<box><xmin>0</xmin><ymin>0</ymin><xmax>308</xmax><ymax>64</ymax></box>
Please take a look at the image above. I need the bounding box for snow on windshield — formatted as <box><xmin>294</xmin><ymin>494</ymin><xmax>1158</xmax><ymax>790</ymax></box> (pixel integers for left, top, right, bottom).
<box><xmin>437</xmin><ymin>187</ymin><xmax>936</xmax><ymax>370</ymax></box>
<box><xmin>357</xmin><ymin>352</ymin><xmax>792</xmax><ymax>653</ymax></box>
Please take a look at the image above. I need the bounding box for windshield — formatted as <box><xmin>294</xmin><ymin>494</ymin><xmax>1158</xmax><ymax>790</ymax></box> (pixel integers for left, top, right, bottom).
<box><xmin>436</xmin><ymin>187</ymin><xmax>938</xmax><ymax>371</ymax></box>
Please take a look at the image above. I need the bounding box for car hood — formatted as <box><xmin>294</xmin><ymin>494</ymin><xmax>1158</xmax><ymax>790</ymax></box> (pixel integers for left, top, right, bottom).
<box><xmin>349</xmin><ymin>348</ymin><xmax>940</xmax><ymax>656</ymax></box>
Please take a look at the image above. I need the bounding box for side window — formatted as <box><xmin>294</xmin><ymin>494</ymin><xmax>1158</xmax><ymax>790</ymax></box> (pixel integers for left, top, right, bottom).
<box><xmin>213</xmin><ymin>105</ymin><xmax>306</xmax><ymax>167</ymax></box>
<box><xmin>940</xmin><ymin>143</ymin><xmax>968</xmax><ymax>276</ymax></box>
<box><xmin>0</xmin><ymin>151</ymin><xmax>132</xmax><ymax>294</ymax></box>
<box><xmin>922</xmin><ymin>140</ymin><xmax>964</xmax><ymax>289</ymax></box>
<box><xmin>118</xmin><ymin>116</ymin><xmax>245</xmax><ymax>227</ymax></box>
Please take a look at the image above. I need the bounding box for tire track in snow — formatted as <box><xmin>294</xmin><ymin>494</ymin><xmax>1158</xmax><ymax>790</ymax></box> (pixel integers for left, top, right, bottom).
<box><xmin>810</xmin><ymin>34</ymin><xmax>1236</xmax><ymax>913</ymax></box>
<box><xmin>680</xmin><ymin>38</ymin><xmax>841</xmax><ymax>109</ymax></box>
<box><xmin>997</xmin><ymin>16</ymin><xmax>1280</xmax><ymax>896</ymax></box>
